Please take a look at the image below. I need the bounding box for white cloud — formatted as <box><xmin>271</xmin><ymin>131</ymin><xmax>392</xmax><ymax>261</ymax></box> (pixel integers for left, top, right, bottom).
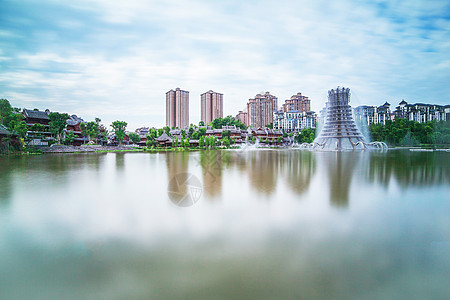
<box><xmin>1</xmin><ymin>0</ymin><xmax>449</xmax><ymax>130</ymax></box>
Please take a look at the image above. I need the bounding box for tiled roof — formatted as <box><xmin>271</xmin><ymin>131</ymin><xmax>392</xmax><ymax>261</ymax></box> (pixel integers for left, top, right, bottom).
<box><xmin>0</xmin><ymin>124</ymin><xmax>11</xmax><ymax>135</ymax></box>
<box><xmin>66</xmin><ymin>115</ymin><xmax>85</xmax><ymax>126</ymax></box>
<box><xmin>170</xmin><ymin>129</ymin><xmax>181</xmax><ymax>135</ymax></box>
<box><xmin>155</xmin><ymin>132</ymin><xmax>172</xmax><ymax>142</ymax></box>
<box><xmin>23</xmin><ymin>109</ymin><xmax>49</xmax><ymax>120</ymax></box>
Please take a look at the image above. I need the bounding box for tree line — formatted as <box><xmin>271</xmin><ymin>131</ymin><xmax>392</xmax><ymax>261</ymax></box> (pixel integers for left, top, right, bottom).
<box><xmin>370</xmin><ymin>119</ymin><xmax>450</xmax><ymax>146</ymax></box>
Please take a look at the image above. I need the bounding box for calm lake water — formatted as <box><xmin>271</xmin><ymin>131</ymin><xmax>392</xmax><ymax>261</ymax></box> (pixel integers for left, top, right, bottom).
<box><xmin>0</xmin><ymin>149</ymin><xmax>449</xmax><ymax>299</ymax></box>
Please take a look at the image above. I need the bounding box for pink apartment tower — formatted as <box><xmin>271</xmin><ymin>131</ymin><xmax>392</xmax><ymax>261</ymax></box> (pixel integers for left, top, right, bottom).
<box><xmin>166</xmin><ymin>88</ymin><xmax>189</xmax><ymax>128</ymax></box>
<box><xmin>200</xmin><ymin>90</ymin><xmax>223</xmax><ymax>124</ymax></box>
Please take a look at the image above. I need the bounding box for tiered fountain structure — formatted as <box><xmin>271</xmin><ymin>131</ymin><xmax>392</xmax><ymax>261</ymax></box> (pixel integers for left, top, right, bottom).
<box><xmin>312</xmin><ymin>87</ymin><xmax>387</xmax><ymax>151</ymax></box>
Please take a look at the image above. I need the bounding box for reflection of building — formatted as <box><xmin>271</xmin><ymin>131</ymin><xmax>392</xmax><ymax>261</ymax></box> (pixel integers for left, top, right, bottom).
<box><xmin>282</xmin><ymin>151</ymin><xmax>315</xmax><ymax>195</ymax></box>
<box><xmin>199</xmin><ymin>150</ymin><xmax>224</xmax><ymax>199</ymax></box>
<box><xmin>247</xmin><ymin>150</ymin><xmax>277</xmax><ymax>194</ymax></box>
<box><xmin>273</xmin><ymin>110</ymin><xmax>316</xmax><ymax>132</ymax></box>
<box><xmin>201</xmin><ymin>90</ymin><xmax>223</xmax><ymax>124</ymax></box>
<box><xmin>247</xmin><ymin>92</ymin><xmax>278</xmax><ymax>128</ymax></box>
<box><xmin>365</xmin><ymin>150</ymin><xmax>449</xmax><ymax>188</ymax></box>
<box><xmin>314</xmin><ymin>87</ymin><xmax>366</xmax><ymax>150</ymax></box>
<box><xmin>165</xmin><ymin>151</ymin><xmax>189</xmax><ymax>203</ymax></box>
<box><xmin>325</xmin><ymin>152</ymin><xmax>360</xmax><ymax>208</ymax></box>
<box><xmin>166</xmin><ymin>88</ymin><xmax>189</xmax><ymax>128</ymax></box>
<box><xmin>281</xmin><ymin>92</ymin><xmax>310</xmax><ymax>113</ymax></box>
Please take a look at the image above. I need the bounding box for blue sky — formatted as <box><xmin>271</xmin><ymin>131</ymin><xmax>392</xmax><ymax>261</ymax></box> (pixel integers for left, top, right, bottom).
<box><xmin>1</xmin><ymin>0</ymin><xmax>449</xmax><ymax>130</ymax></box>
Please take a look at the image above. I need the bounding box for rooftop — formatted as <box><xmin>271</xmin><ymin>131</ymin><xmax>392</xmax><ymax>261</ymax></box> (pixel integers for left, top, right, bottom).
<box><xmin>23</xmin><ymin>109</ymin><xmax>49</xmax><ymax>120</ymax></box>
<box><xmin>0</xmin><ymin>124</ymin><xmax>12</xmax><ymax>135</ymax></box>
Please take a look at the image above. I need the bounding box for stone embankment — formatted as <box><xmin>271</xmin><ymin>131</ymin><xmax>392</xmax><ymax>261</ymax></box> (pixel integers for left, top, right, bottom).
<box><xmin>42</xmin><ymin>145</ymin><xmax>139</xmax><ymax>153</ymax></box>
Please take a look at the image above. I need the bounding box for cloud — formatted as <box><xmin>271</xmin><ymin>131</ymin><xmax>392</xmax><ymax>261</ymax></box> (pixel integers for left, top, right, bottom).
<box><xmin>0</xmin><ymin>0</ymin><xmax>449</xmax><ymax>130</ymax></box>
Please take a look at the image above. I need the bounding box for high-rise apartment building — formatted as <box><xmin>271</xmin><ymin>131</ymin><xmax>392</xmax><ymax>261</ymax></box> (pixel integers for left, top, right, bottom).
<box><xmin>235</xmin><ymin>110</ymin><xmax>248</xmax><ymax>126</ymax></box>
<box><xmin>281</xmin><ymin>92</ymin><xmax>310</xmax><ymax>112</ymax></box>
<box><xmin>201</xmin><ymin>90</ymin><xmax>223</xmax><ymax>124</ymax></box>
<box><xmin>247</xmin><ymin>92</ymin><xmax>278</xmax><ymax>128</ymax></box>
<box><xmin>166</xmin><ymin>88</ymin><xmax>189</xmax><ymax>129</ymax></box>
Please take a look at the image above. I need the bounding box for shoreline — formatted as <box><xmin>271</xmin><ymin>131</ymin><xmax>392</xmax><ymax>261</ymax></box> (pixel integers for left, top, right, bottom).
<box><xmin>42</xmin><ymin>145</ymin><xmax>142</xmax><ymax>153</ymax></box>
<box><xmin>2</xmin><ymin>144</ymin><xmax>449</xmax><ymax>156</ymax></box>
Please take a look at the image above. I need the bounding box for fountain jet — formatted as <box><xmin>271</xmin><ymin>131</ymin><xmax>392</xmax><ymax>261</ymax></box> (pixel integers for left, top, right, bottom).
<box><xmin>313</xmin><ymin>87</ymin><xmax>387</xmax><ymax>151</ymax></box>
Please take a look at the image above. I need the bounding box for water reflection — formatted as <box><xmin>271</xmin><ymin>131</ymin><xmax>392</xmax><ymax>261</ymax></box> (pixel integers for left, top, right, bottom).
<box><xmin>0</xmin><ymin>150</ymin><xmax>449</xmax><ymax>299</ymax></box>
<box><xmin>0</xmin><ymin>154</ymin><xmax>106</xmax><ymax>204</ymax></box>
<box><xmin>247</xmin><ymin>151</ymin><xmax>278</xmax><ymax>195</ymax></box>
<box><xmin>323</xmin><ymin>152</ymin><xmax>361</xmax><ymax>208</ymax></box>
<box><xmin>115</xmin><ymin>153</ymin><xmax>125</xmax><ymax>170</ymax></box>
<box><xmin>199</xmin><ymin>150</ymin><xmax>226</xmax><ymax>198</ymax></box>
<box><xmin>281</xmin><ymin>151</ymin><xmax>316</xmax><ymax>196</ymax></box>
<box><xmin>367</xmin><ymin>150</ymin><xmax>450</xmax><ymax>188</ymax></box>
<box><xmin>165</xmin><ymin>151</ymin><xmax>189</xmax><ymax>203</ymax></box>
<box><xmin>0</xmin><ymin>157</ymin><xmax>15</xmax><ymax>204</ymax></box>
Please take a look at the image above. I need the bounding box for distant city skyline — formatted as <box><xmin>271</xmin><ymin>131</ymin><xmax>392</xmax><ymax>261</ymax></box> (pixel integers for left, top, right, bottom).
<box><xmin>1</xmin><ymin>0</ymin><xmax>449</xmax><ymax>130</ymax></box>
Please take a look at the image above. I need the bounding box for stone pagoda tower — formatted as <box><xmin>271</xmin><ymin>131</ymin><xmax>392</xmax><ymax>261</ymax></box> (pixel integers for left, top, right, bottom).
<box><xmin>314</xmin><ymin>87</ymin><xmax>366</xmax><ymax>150</ymax></box>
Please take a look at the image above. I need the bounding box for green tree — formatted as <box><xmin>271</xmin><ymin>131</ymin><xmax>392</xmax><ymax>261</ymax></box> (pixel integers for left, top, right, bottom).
<box><xmin>128</xmin><ymin>132</ymin><xmax>141</xmax><ymax>144</ymax></box>
<box><xmin>81</xmin><ymin>121</ymin><xmax>99</xmax><ymax>143</ymax></box>
<box><xmin>64</xmin><ymin>131</ymin><xmax>76</xmax><ymax>145</ymax></box>
<box><xmin>211</xmin><ymin>115</ymin><xmax>247</xmax><ymax>130</ymax></box>
<box><xmin>222</xmin><ymin>137</ymin><xmax>231</xmax><ymax>148</ymax></box>
<box><xmin>111</xmin><ymin>120</ymin><xmax>127</xmax><ymax>145</ymax></box>
<box><xmin>157</xmin><ymin>128</ymin><xmax>164</xmax><ymax>137</ymax></box>
<box><xmin>13</xmin><ymin>121</ymin><xmax>27</xmax><ymax>139</ymax></box>
<box><xmin>199</xmin><ymin>136</ymin><xmax>205</xmax><ymax>148</ymax></box>
<box><xmin>188</xmin><ymin>126</ymin><xmax>195</xmax><ymax>138</ymax></box>
<box><xmin>173</xmin><ymin>137</ymin><xmax>179</xmax><ymax>147</ymax></box>
<box><xmin>49</xmin><ymin>112</ymin><xmax>69</xmax><ymax>144</ymax></box>
<box><xmin>192</xmin><ymin>131</ymin><xmax>199</xmax><ymax>140</ymax></box>
<box><xmin>184</xmin><ymin>138</ymin><xmax>190</xmax><ymax>148</ymax></box>
<box><xmin>99</xmin><ymin>124</ymin><xmax>108</xmax><ymax>144</ymax></box>
<box><xmin>198</xmin><ymin>127</ymin><xmax>207</xmax><ymax>137</ymax></box>
<box><xmin>222</xmin><ymin>130</ymin><xmax>231</xmax><ymax>138</ymax></box>
<box><xmin>163</xmin><ymin>126</ymin><xmax>171</xmax><ymax>136</ymax></box>
<box><xmin>0</xmin><ymin>99</ymin><xmax>12</xmax><ymax>126</ymax></box>
<box><xmin>146</xmin><ymin>128</ymin><xmax>157</xmax><ymax>147</ymax></box>
<box><xmin>30</xmin><ymin>123</ymin><xmax>45</xmax><ymax>139</ymax></box>
<box><xmin>199</xmin><ymin>121</ymin><xmax>205</xmax><ymax>126</ymax></box>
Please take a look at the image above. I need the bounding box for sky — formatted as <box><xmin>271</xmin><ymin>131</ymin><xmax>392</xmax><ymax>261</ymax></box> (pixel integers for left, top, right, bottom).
<box><xmin>1</xmin><ymin>0</ymin><xmax>449</xmax><ymax>130</ymax></box>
